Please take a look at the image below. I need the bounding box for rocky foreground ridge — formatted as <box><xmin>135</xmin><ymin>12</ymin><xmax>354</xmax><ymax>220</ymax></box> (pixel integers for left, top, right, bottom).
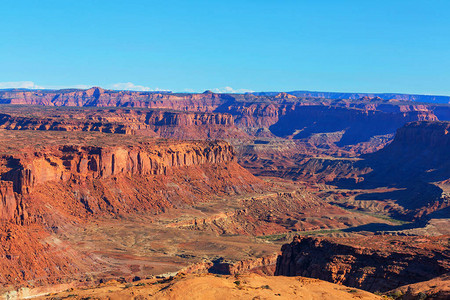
<box><xmin>26</xmin><ymin>273</ymin><xmax>382</xmax><ymax>300</ymax></box>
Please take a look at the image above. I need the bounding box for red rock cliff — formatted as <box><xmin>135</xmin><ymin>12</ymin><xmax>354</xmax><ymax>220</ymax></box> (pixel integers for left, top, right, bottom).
<box><xmin>4</xmin><ymin>141</ymin><xmax>235</xmax><ymax>194</ymax></box>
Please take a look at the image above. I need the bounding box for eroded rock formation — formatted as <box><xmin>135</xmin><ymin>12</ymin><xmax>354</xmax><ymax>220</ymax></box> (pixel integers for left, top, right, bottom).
<box><xmin>275</xmin><ymin>235</ymin><xmax>450</xmax><ymax>292</ymax></box>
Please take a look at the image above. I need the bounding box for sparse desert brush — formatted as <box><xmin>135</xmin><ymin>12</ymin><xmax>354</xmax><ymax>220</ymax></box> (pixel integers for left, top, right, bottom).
<box><xmin>389</xmin><ymin>290</ymin><xmax>404</xmax><ymax>299</ymax></box>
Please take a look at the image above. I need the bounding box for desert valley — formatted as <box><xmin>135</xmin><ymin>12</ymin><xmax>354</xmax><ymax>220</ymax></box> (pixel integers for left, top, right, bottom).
<box><xmin>0</xmin><ymin>88</ymin><xmax>448</xmax><ymax>299</ymax></box>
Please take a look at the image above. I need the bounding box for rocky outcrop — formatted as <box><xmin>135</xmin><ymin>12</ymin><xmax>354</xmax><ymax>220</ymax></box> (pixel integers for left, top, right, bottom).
<box><xmin>10</xmin><ymin>272</ymin><xmax>382</xmax><ymax>300</ymax></box>
<box><xmin>275</xmin><ymin>236</ymin><xmax>450</xmax><ymax>293</ymax></box>
<box><xmin>168</xmin><ymin>188</ymin><xmax>386</xmax><ymax>237</ymax></box>
<box><xmin>181</xmin><ymin>254</ymin><xmax>279</xmax><ymax>276</ymax></box>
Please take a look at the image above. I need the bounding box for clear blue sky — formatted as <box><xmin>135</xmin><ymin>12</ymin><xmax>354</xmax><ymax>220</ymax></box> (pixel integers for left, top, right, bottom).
<box><xmin>1</xmin><ymin>0</ymin><xmax>449</xmax><ymax>94</ymax></box>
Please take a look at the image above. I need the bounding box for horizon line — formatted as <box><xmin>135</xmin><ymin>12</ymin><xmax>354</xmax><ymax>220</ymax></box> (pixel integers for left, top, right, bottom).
<box><xmin>1</xmin><ymin>86</ymin><xmax>450</xmax><ymax>98</ymax></box>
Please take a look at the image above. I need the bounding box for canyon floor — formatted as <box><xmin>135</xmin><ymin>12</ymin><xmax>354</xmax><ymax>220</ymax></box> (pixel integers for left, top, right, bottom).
<box><xmin>41</xmin><ymin>181</ymin><xmax>403</xmax><ymax>278</ymax></box>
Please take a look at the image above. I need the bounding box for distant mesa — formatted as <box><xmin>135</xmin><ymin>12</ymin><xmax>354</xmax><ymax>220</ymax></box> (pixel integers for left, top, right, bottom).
<box><xmin>274</xmin><ymin>92</ymin><xmax>296</xmax><ymax>99</ymax></box>
<box><xmin>84</xmin><ymin>86</ymin><xmax>105</xmax><ymax>97</ymax></box>
<box><xmin>359</xmin><ymin>96</ymin><xmax>383</xmax><ymax>101</ymax></box>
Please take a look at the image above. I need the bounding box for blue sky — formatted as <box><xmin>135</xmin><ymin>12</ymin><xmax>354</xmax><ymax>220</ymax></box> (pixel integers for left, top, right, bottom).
<box><xmin>1</xmin><ymin>0</ymin><xmax>449</xmax><ymax>94</ymax></box>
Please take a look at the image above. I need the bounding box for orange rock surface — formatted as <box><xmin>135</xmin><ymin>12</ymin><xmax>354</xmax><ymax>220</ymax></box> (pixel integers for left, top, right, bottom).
<box><xmin>29</xmin><ymin>273</ymin><xmax>382</xmax><ymax>300</ymax></box>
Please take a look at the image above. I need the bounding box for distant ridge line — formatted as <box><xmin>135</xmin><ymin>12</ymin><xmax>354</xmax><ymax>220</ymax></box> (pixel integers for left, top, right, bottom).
<box><xmin>253</xmin><ymin>91</ymin><xmax>450</xmax><ymax>104</ymax></box>
<box><xmin>0</xmin><ymin>87</ymin><xmax>449</xmax><ymax>104</ymax></box>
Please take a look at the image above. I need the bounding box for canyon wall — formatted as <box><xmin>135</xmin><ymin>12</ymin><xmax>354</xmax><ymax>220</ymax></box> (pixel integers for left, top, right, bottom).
<box><xmin>269</xmin><ymin>105</ymin><xmax>438</xmax><ymax>146</ymax></box>
<box><xmin>324</xmin><ymin>121</ymin><xmax>450</xmax><ymax>219</ymax></box>
<box><xmin>144</xmin><ymin>110</ymin><xmax>247</xmax><ymax>139</ymax></box>
<box><xmin>15</xmin><ymin>141</ymin><xmax>235</xmax><ymax>191</ymax></box>
<box><xmin>145</xmin><ymin>111</ymin><xmax>234</xmax><ymax>126</ymax></box>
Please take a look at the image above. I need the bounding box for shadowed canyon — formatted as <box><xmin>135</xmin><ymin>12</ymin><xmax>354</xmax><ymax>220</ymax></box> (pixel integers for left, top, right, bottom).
<box><xmin>0</xmin><ymin>88</ymin><xmax>449</xmax><ymax>299</ymax></box>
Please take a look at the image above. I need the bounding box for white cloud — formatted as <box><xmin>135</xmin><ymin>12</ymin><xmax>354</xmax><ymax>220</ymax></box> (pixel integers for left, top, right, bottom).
<box><xmin>0</xmin><ymin>82</ymin><xmax>94</xmax><ymax>90</ymax></box>
<box><xmin>211</xmin><ymin>86</ymin><xmax>254</xmax><ymax>94</ymax></box>
<box><xmin>0</xmin><ymin>81</ymin><xmax>45</xmax><ymax>89</ymax></box>
<box><xmin>109</xmin><ymin>82</ymin><xmax>167</xmax><ymax>92</ymax></box>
